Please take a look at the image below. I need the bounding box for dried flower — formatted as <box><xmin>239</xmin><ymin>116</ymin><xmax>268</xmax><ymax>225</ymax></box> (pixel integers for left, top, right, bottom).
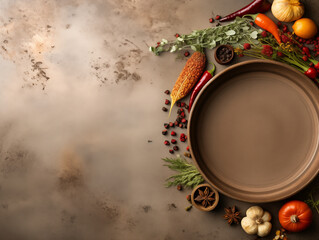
<box><xmin>261</xmin><ymin>45</ymin><xmax>273</xmax><ymax>57</ymax></box>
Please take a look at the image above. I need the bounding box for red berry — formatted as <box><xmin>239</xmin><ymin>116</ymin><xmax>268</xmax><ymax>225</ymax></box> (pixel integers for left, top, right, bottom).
<box><xmin>164</xmin><ymin>123</ymin><xmax>169</xmax><ymax>129</ymax></box>
<box><xmin>175</xmin><ymin>33</ymin><xmax>180</xmax><ymax>38</ymax></box>
<box><xmin>179</xmin><ymin>123</ymin><xmax>183</xmax><ymax>128</ymax></box>
<box><xmin>164</xmin><ymin>90</ymin><xmax>170</xmax><ymax>95</ymax></box>
<box><xmin>174</xmin><ymin>121</ymin><xmax>179</xmax><ymax>126</ymax></box>
<box><xmin>173</xmin><ymin>146</ymin><xmax>179</xmax><ymax>151</ymax></box>
<box><xmin>186</xmin><ymin>146</ymin><xmax>190</xmax><ymax>151</ymax></box>
<box><xmin>277</xmin><ymin>21</ymin><xmax>282</xmax><ymax>26</ymax></box>
<box><xmin>180</xmin><ymin>133</ymin><xmax>187</xmax><ymax>142</ymax></box>
<box><xmin>179</xmin><ymin>108</ymin><xmax>184</xmax><ymax>113</ymax></box>
<box><xmin>186</xmin><ymin>194</ymin><xmax>191</xmax><ymax>202</ymax></box>
<box><xmin>277</xmin><ymin>51</ymin><xmax>284</xmax><ymax>57</ymax></box>
<box><xmin>164</xmin><ymin>140</ymin><xmax>170</xmax><ymax>146</ymax></box>
<box><xmin>171</xmin><ymin>131</ymin><xmax>176</xmax><ymax>136</ymax></box>
<box><xmin>215</xmin><ymin>15</ymin><xmax>221</xmax><ymax>20</ymax></box>
<box><xmin>299</xmin><ymin>39</ymin><xmax>303</xmax><ymax>43</ymax></box>
<box><xmin>181</xmin><ymin>118</ymin><xmax>187</xmax><ymax>123</ymax></box>
<box><xmin>184</xmin><ymin>51</ymin><xmax>190</xmax><ymax>57</ymax></box>
<box><xmin>169</xmin><ymin>149</ymin><xmax>174</xmax><ymax>154</ymax></box>
<box><xmin>238</xmin><ymin>53</ymin><xmax>244</xmax><ymax>57</ymax></box>
<box><xmin>162</xmin><ymin>130</ymin><xmax>168</xmax><ymax>135</ymax></box>
<box><xmin>177</xmin><ymin>184</ymin><xmax>183</xmax><ymax>191</ymax></box>
<box><xmin>180</xmin><ymin>112</ymin><xmax>185</xmax><ymax>118</ymax></box>
<box><xmin>169</xmin><ymin>122</ymin><xmax>174</xmax><ymax>127</ymax></box>
<box><xmin>303</xmin><ymin>55</ymin><xmax>308</xmax><ymax>61</ymax></box>
<box><xmin>261</xmin><ymin>31</ymin><xmax>267</xmax><ymax>37</ymax></box>
<box><xmin>157</xmin><ymin>42</ymin><xmax>160</xmax><ymax>46</ymax></box>
<box><xmin>243</xmin><ymin>43</ymin><xmax>251</xmax><ymax>50</ymax></box>
<box><xmin>249</xmin><ymin>22</ymin><xmax>254</xmax><ymax>26</ymax></box>
<box><xmin>165</xmin><ymin>99</ymin><xmax>170</xmax><ymax>105</ymax></box>
<box><xmin>209</xmin><ymin>18</ymin><xmax>214</xmax><ymax>23</ymax></box>
<box><xmin>180</xmin><ymin>102</ymin><xmax>186</xmax><ymax>107</ymax></box>
<box><xmin>310</xmin><ymin>62</ymin><xmax>314</xmax><ymax>67</ymax></box>
<box><xmin>171</xmin><ymin>139</ymin><xmax>177</xmax><ymax>144</ymax></box>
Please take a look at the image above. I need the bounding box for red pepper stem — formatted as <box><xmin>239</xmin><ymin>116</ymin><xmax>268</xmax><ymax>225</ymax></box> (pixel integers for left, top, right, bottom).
<box><xmin>243</xmin><ymin>13</ymin><xmax>258</xmax><ymax>22</ymax></box>
<box><xmin>207</xmin><ymin>63</ymin><xmax>216</xmax><ymax>75</ymax></box>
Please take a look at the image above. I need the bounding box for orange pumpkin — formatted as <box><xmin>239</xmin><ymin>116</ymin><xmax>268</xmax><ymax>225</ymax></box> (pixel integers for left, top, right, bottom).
<box><xmin>278</xmin><ymin>200</ymin><xmax>312</xmax><ymax>232</ymax></box>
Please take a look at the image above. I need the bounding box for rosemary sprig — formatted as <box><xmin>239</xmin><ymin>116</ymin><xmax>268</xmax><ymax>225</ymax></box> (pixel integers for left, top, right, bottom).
<box><xmin>162</xmin><ymin>156</ymin><xmax>204</xmax><ymax>188</ymax></box>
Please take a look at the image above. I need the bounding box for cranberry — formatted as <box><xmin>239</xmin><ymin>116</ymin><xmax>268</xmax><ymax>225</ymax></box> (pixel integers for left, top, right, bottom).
<box><xmin>180</xmin><ymin>112</ymin><xmax>185</xmax><ymax>118</ymax></box>
<box><xmin>180</xmin><ymin>102</ymin><xmax>186</xmax><ymax>107</ymax></box>
<box><xmin>186</xmin><ymin>146</ymin><xmax>190</xmax><ymax>151</ymax></box>
<box><xmin>165</xmin><ymin>99</ymin><xmax>170</xmax><ymax>105</ymax></box>
<box><xmin>162</xmin><ymin>107</ymin><xmax>168</xmax><ymax>112</ymax></box>
<box><xmin>180</xmin><ymin>133</ymin><xmax>187</xmax><ymax>142</ymax></box>
<box><xmin>173</xmin><ymin>146</ymin><xmax>179</xmax><ymax>151</ymax></box>
<box><xmin>164</xmin><ymin>123</ymin><xmax>169</xmax><ymax>129</ymax></box>
<box><xmin>261</xmin><ymin>31</ymin><xmax>267</xmax><ymax>37</ymax></box>
<box><xmin>181</xmin><ymin>118</ymin><xmax>187</xmax><ymax>124</ymax></box>
<box><xmin>179</xmin><ymin>123</ymin><xmax>183</xmax><ymax>128</ymax></box>
<box><xmin>209</xmin><ymin>18</ymin><xmax>214</xmax><ymax>23</ymax></box>
<box><xmin>277</xmin><ymin>52</ymin><xmax>284</xmax><ymax>57</ymax></box>
<box><xmin>302</xmin><ymin>55</ymin><xmax>308</xmax><ymax>61</ymax></box>
<box><xmin>169</xmin><ymin>122</ymin><xmax>175</xmax><ymax>128</ymax></box>
<box><xmin>243</xmin><ymin>43</ymin><xmax>251</xmax><ymax>50</ymax></box>
<box><xmin>215</xmin><ymin>15</ymin><xmax>221</xmax><ymax>20</ymax></box>
<box><xmin>184</xmin><ymin>51</ymin><xmax>190</xmax><ymax>57</ymax></box>
<box><xmin>164</xmin><ymin>90</ymin><xmax>170</xmax><ymax>95</ymax></box>
<box><xmin>162</xmin><ymin>130</ymin><xmax>168</xmax><ymax>135</ymax></box>
<box><xmin>164</xmin><ymin>140</ymin><xmax>170</xmax><ymax>146</ymax></box>
<box><xmin>175</xmin><ymin>33</ymin><xmax>180</xmax><ymax>38</ymax></box>
<box><xmin>174</xmin><ymin>121</ymin><xmax>179</xmax><ymax>126</ymax></box>
<box><xmin>169</xmin><ymin>149</ymin><xmax>174</xmax><ymax>154</ymax></box>
<box><xmin>171</xmin><ymin>139</ymin><xmax>177</xmax><ymax>144</ymax></box>
<box><xmin>249</xmin><ymin>22</ymin><xmax>253</xmax><ymax>26</ymax></box>
<box><xmin>171</xmin><ymin>131</ymin><xmax>176</xmax><ymax>136</ymax></box>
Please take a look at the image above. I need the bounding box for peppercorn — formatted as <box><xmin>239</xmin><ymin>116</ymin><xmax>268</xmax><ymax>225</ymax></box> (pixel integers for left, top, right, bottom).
<box><xmin>177</xmin><ymin>184</ymin><xmax>183</xmax><ymax>191</ymax></box>
<box><xmin>169</xmin><ymin>122</ymin><xmax>175</xmax><ymax>128</ymax></box>
<box><xmin>165</xmin><ymin>99</ymin><xmax>170</xmax><ymax>105</ymax></box>
<box><xmin>209</xmin><ymin>18</ymin><xmax>214</xmax><ymax>23</ymax></box>
<box><xmin>215</xmin><ymin>15</ymin><xmax>221</xmax><ymax>20</ymax></box>
<box><xmin>162</xmin><ymin>130</ymin><xmax>168</xmax><ymax>135</ymax></box>
<box><xmin>186</xmin><ymin>194</ymin><xmax>191</xmax><ymax>202</ymax></box>
<box><xmin>169</xmin><ymin>149</ymin><xmax>174</xmax><ymax>154</ymax></box>
<box><xmin>162</xmin><ymin>107</ymin><xmax>168</xmax><ymax>112</ymax></box>
<box><xmin>171</xmin><ymin>139</ymin><xmax>177</xmax><ymax>144</ymax></box>
<box><xmin>164</xmin><ymin>123</ymin><xmax>169</xmax><ymax>129</ymax></box>
<box><xmin>184</xmin><ymin>51</ymin><xmax>190</xmax><ymax>57</ymax></box>
<box><xmin>164</xmin><ymin>90</ymin><xmax>170</xmax><ymax>95</ymax></box>
<box><xmin>171</xmin><ymin>131</ymin><xmax>176</xmax><ymax>136</ymax></box>
<box><xmin>164</xmin><ymin>140</ymin><xmax>170</xmax><ymax>146</ymax></box>
<box><xmin>173</xmin><ymin>146</ymin><xmax>179</xmax><ymax>151</ymax></box>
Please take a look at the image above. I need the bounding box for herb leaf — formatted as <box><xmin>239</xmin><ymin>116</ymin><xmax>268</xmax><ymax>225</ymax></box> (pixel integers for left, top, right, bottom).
<box><xmin>162</xmin><ymin>156</ymin><xmax>204</xmax><ymax>188</ymax></box>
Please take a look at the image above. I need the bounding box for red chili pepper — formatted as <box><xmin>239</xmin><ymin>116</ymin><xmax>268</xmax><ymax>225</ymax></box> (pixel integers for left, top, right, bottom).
<box><xmin>245</xmin><ymin>13</ymin><xmax>281</xmax><ymax>44</ymax></box>
<box><xmin>305</xmin><ymin>67</ymin><xmax>317</xmax><ymax>80</ymax></box>
<box><xmin>188</xmin><ymin>64</ymin><xmax>216</xmax><ymax>112</ymax></box>
<box><xmin>219</xmin><ymin>0</ymin><xmax>271</xmax><ymax>22</ymax></box>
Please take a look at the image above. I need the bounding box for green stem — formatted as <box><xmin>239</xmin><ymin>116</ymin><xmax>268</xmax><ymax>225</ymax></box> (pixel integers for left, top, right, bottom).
<box><xmin>310</xmin><ymin>192</ymin><xmax>319</xmax><ymax>214</ymax></box>
<box><xmin>207</xmin><ymin>63</ymin><xmax>216</xmax><ymax>75</ymax></box>
<box><xmin>243</xmin><ymin>14</ymin><xmax>258</xmax><ymax>22</ymax></box>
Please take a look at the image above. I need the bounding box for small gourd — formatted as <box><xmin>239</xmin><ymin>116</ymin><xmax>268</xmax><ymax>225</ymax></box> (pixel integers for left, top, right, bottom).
<box><xmin>271</xmin><ymin>0</ymin><xmax>304</xmax><ymax>22</ymax></box>
<box><xmin>241</xmin><ymin>206</ymin><xmax>272</xmax><ymax>237</ymax></box>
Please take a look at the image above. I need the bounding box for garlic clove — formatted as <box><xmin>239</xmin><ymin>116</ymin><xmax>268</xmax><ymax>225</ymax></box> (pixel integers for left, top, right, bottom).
<box><xmin>257</xmin><ymin>221</ymin><xmax>272</xmax><ymax>237</ymax></box>
<box><xmin>246</xmin><ymin>206</ymin><xmax>264</xmax><ymax>220</ymax></box>
<box><xmin>261</xmin><ymin>211</ymin><xmax>272</xmax><ymax>222</ymax></box>
<box><xmin>241</xmin><ymin>217</ymin><xmax>258</xmax><ymax>235</ymax></box>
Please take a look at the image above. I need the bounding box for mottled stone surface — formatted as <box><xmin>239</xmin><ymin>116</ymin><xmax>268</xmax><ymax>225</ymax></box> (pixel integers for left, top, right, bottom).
<box><xmin>0</xmin><ymin>0</ymin><xmax>318</xmax><ymax>239</ymax></box>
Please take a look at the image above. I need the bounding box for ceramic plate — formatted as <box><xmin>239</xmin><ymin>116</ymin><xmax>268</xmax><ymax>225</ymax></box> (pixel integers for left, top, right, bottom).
<box><xmin>188</xmin><ymin>60</ymin><xmax>319</xmax><ymax>202</ymax></box>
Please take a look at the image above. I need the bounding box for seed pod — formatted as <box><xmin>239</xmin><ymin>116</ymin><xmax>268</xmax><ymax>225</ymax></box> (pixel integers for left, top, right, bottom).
<box><xmin>169</xmin><ymin>51</ymin><xmax>206</xmax><ymax>116</ymax></box>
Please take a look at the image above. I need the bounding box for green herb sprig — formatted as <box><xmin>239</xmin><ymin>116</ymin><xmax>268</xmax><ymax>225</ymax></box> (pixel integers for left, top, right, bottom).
<box><xmin>304</xmin><ymin>178</ymin><xmax>319</xmax><ymax>214</ymax></box>
<box><xmin>150</xmin><ymin>17</ymin><xmax>261</xmax><ymax>56</ymax></box>
<box><xmin>162</xmin><ymin>156</ymin><xmax>204</xmax><ymax>188</ymax></box>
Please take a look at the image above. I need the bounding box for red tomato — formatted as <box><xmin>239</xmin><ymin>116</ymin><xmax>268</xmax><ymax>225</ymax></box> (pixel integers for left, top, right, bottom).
<box><xmin>279</xmin><ymin>200</ymin><xmax>312</xmax><ymax>232</ymax></box>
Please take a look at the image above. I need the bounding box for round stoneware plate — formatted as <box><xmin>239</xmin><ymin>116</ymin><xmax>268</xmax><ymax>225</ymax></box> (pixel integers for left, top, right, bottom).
<box><xmin>188</xmin><ymin>60</ymin><xmax>319</xmax><ymax>203</ymax></box>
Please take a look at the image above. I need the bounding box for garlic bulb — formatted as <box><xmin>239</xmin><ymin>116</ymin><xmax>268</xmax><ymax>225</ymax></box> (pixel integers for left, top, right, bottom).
<box><xmin>241</xmin><ymin>206</ymin><xmax>272</xmax><ymax>237</ymax></box>
<box><xmin>271</xmin><ymin>0</ymin><xmax>304</xmax><ymax>22</ymax></box>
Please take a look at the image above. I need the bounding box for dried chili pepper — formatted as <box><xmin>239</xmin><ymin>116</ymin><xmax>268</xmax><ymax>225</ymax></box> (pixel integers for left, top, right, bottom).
<box><xmin>169</xmin><ymin>51</ymin><xmax>206</xmax><ymax>116</ymax></box>
<box><xmin>219</xmin><ymin>0</ymin><xmax>271</xmax><ymax>22</ymax></box>
<box><xmin>244</xmin><ymin>13</ymin><xmax>281</xmax><ymax>44</ymax></box>
<box><xmin>188</xmin><ymin>64</ymin><xmax>215</xmax><ymax>112</ymax></box>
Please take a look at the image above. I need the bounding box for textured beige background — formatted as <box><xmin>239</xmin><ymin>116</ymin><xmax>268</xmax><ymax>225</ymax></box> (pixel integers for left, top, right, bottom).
<box><xmin>0</xmin><ymin>0</ymin><xmax>318</xmax><ymax>239</ymax></box>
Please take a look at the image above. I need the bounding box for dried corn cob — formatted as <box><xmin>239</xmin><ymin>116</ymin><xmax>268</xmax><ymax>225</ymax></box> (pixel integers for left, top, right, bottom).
<box><xmin>169</xmin><ymin>51</ymin><xmax>206</xmax><ymax>116</ymax></box>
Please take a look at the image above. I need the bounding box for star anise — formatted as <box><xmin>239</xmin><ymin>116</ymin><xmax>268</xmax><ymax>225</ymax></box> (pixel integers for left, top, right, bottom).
<box><xmin>194</xmin><ymin>187</ymin><xmax>215</xmax><ymax>207</ymax></box>
<box><xmin>224</xmin><ymin>206</ymin><xmax>241</xmax><ymax>225</ymax></box>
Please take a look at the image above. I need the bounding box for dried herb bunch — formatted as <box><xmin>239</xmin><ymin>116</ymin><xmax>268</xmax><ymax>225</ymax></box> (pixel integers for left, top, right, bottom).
<box><xmin>162</xmin><ymin>156</ymin><xmax>204</xmax><ymax>188</ymax></box>
<box><xmin>194</xmin><ymin>187</ymin><xmax>215</xmax><ymax>207</ymax></box>
<box><xmin>224</xmin><ymin>206</ymin><xmax>242</xmax><ymax>225</ymax></box>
